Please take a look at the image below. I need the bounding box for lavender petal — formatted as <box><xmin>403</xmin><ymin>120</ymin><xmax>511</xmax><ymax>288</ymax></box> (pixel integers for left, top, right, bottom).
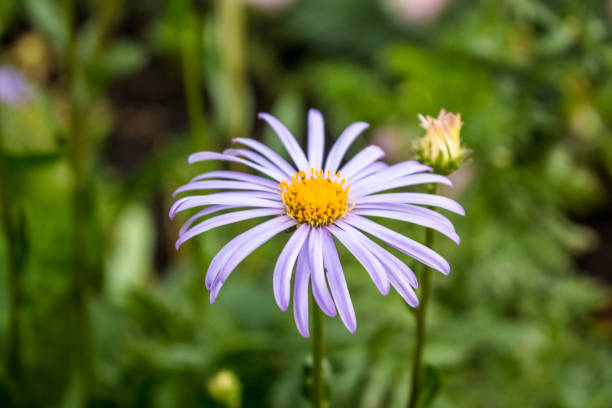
<box><xmin>344</xmin><ymin>214</ymin><xmax>451</xmax><ymax>275</ymax></box>
<box><xmin>351</xmin><ymin>161</ymin><xmax>432</xmax><ymax>190</ymax></box>
<box><xmin>355</xmin><ymin>192</ymin><xmax>465</xmax><ymax>215</ymax></box>
<box><xmin>273</xmin><ymin>224</ymin><xmax>310</xmax><ymax>311</ymax></box>
<box><xmin>339</xmin><ymin>145</ymin><xmax>385</xmax><ymax>179</ymax></box>
<box><xmin>351</xmin><ymin>208</ymin><xmax>460</xmax><ymax>243</ymax></box>
<box><xmin>326</xmin><ymin>224</ymin><xmax>390</xmax><ymax>294</ymax></box>
<box><xmin>169</xmin><ymin>192</ymin><xmax>282</xmax><ymax>219</ymax></box>
<box><xmin>179</xmin><ymin>205</ymin><xmax>236</xmax><ymax>235</ymax></box>
<box><xmin>188</xmin><ymin>151</ymin><xmax>285</xmax><ymax>181</ymax></box>
<box><xmin>321</xmin><ymin>228</ymin><xmax>357</xmax><ymax>333</ymax></box>
<box><xmin>324</xmin><ymin>121</ymin><xmax>369</xmax><ymax>174</ymax></box>
<box><xmin>206</xmin><ymin>216</ymin><xmax>296</xmax><ymax>291</ymax></box>
<box><xmin>232</xmin><ymin>138</ymin><xmax>296</xmax><ymax>177</ymax></box>
<box><xmin>349</xmin><ymin>161</ymin><xmax>388</xmax><ymax>184</ymax></box>
<box><xmin>223</xmin><ymin>148</ymin><xmax>286</xmax><ymax>181</ymax></box>
<box><xmin>309</xmin><ymin>228</ymin><xmax>337</xmax><ymax>317</ymax></box>
<box><xmin>293</xmin><ymin>246</ymin><xmax>311</xmax><ymax>337</ymax></box>
<box><xmin>173</xmin><ymin>180</ymin><xmax>278</xmax><ymax>197</ymax></box>
<box><xmin>259</xmin><ymin>113</ymin><xmax>310</xmax><ymax>171</ymax></box>
<box><xmin>335</xmin><ymin>219</ymin><xmax>418</xmax><ymax>288</ymax></box>
<box><xmin>176</xmin><ymin>208</ymin><xmax>284</xmax><ymax>249</ymax></box>
<box><xmin>307</xmin><ymin>109</ymin><xmax>325</xmax><ymax>170</ymax></box>
<box><xmin>353</xmin><ymin>174</ymin><xmax>452</xmax><ymax>197</ymax></box>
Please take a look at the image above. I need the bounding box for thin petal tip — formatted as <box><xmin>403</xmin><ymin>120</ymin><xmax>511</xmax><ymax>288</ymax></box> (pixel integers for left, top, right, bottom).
<box><xmin>346</xmin><ymin>321</ymin><xmax>357</xmax><ymax>334</ymax></box>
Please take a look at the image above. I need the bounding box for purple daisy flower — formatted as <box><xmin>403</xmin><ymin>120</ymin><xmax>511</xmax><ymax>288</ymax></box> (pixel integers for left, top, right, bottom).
<box><xmin>0</xmin><ymin>66</ymin><xmax>30</xmax><ymax>105</ymax></box>
<box><xmin>170</xmin><ymin>110</ymin><xmax>464</xmax><ymax>337</ymax></box>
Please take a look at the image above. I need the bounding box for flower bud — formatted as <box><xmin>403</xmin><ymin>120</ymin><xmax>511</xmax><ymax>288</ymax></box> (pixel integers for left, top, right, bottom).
<box><xmin>207</xmin><ymin>369</ymin><xmax>242</xmax><ymax>408</ymax></box>
<box><xmin>417</xmin><ymin>109</ymin><xmax>466</xmax><ymax>175</ymax></box>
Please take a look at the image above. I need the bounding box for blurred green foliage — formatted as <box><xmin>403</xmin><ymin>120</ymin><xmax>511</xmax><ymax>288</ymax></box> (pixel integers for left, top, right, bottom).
<box><xmin>1</xmin><ymin>0</ymin><xmax>611</xmax><ymax>407</ymax></box>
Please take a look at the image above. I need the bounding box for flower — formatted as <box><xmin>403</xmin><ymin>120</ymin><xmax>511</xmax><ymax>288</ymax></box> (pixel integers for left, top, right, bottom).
<box><xmin>244</xmin><ymin>0</ymin><xmax>293</xmax><ymax>13</ymax></box>
<box><xmin>417</xmin><ymin>109</ymin><xmax>466</xmax><ymax>175</ymax></box>
<box><xmin>385</xmin><ymin>0</ymin><xmax>448</xmax><ymax>25</ymax></box>
<box><xmin>207</xmin><ymin>369</ymin><xmax>242</xmax><ymax>408</ymax></box>
<box><xmin>0</xmin><ymin>66</ymin><xmax>30</xmax><ymax>105</ymax></box>
<box><xmin>170</xmin><ymin>109</ymin><xmax>464</xmax><ymax>336</ymax></box>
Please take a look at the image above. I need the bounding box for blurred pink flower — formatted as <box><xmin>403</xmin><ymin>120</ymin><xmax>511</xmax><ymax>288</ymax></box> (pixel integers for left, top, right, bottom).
<box><xmin>244</xmin><ymin>0</ymin><xmax>293</xmax><ymax>13</ymax></box>
<box><xmin>386</xmin><ymin>0</ymin><xmax>448</xmax><ymax>24</ymax></box>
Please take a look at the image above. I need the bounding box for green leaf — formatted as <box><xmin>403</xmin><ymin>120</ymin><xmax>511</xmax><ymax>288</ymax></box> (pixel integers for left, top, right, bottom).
<box><xmin>23</xmin><ymin>0</ymin><xmax>67</xmax><ymax>52</ymax></box>
<box><xmin>102</xmin><ymin>40</ymin><xmax>148</xmax><ymax>77</ymax></box>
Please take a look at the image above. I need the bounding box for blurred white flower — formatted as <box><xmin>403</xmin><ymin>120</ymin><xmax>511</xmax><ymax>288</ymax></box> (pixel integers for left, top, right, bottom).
<box><xmin>385</xmin><ymin>0</ymin><xmax>447</xmax><ymax>24</ymax></box>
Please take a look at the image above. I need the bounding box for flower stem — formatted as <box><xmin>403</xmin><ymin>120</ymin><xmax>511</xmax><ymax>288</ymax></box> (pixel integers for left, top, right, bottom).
<box><xmin>312</xmin><ymin>300</ymin><xmax>326</xmax><ymax>408</ymax></box>
<box><xmin>179</xmin><ymin>8</ymin><xmax>208</xmax><ymax>151</ymax></box>
<box><xmin>408</xmin><ymin>184</ymin><xmax>437</xmax><ymax>408</ymax></box>
<box><xmin>216</xmin><ymin>0</ymin><xmax>248</xmax><ymax>141</ymax></box>
<box><xmin>63</xmin><ymin>0</ymin><xmax>93</xmax><ymax>401</ymax></box>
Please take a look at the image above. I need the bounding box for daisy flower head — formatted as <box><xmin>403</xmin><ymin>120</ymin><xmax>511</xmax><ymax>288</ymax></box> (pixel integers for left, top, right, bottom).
<box><xmin>170</xmin><ymin>109</ymin><xmax>464</xmax><ymax>337</ymax></box>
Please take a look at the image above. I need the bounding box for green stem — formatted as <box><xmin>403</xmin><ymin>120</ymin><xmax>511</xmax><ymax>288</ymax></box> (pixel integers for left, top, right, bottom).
<box><xmin>216</xmin><ymin>0</ymin><xmax>248</xmax><ymax>141</ymax></box>
<box><xmin>312</xmin><ymin>300</ymin><xmax>325</xmax><ymax>408</ymax></box>
<box><xmin>64</xmin><ymin>0</ymin><xmax>93</xmax><ymax>403</ymax></box>
<box><xmin>0</xmin><ymin>107</ymin><xmax>22</xmax><ymax>383</ymax></box>
<box><xmin>408</xmin><ymin>184</ymin><xmax>437</xmax><ymax>408</ymax></box>
<box><xmin>179</xmin><ymin>6</ymin><xmax>207</xmax><ymax>150</ymax></box>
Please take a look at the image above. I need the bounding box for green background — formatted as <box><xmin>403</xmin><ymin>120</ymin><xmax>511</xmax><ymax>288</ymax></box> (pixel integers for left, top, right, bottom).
<box><xmin>0</xmin><ymin>0</ymin><xmax>611</xmax><ymax>406</ymax></box>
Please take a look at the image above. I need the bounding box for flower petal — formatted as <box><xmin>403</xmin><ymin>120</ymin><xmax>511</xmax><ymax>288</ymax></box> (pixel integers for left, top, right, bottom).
<box><xmin>324</xmin><ymin>121</ymin><xmax>369</xmax><ymax>174</ymax></box>
<box><xmin>309</xmin><ymin>228</ymin><xmax>337</xmax><ymax>317</ymax></box>
<box><xmin>190</xmin><ymin>170</ymin><xmax>279</xmax><ymax>189</ymax></box>
<box><xmin>344</xmin><ymin>214</ymin><xmax>450</xmax><ymax>275</ymax></box>
<box><xmin>335</xmin><ymin>219</ymin><xmax>418</xmax><ymax>291</ymax></box>
<box><xmin>173</xmin><ymin>180</ymin><xmax>277</xmax><ymax>197</ymax></box>
<box><xmin>351</xmin><ymin>161</ymin><xmax>431</xmax><ymax>189</ymax></box>
<box><xmin>351</xmin><ymin>208</ymin><xmax>460</xmax><ymax>243</ymax></box>
<box><xmin>259</xmin><ymin>113</ymin><xmax>310</xmax><ymax>171</ymax></box>
<box><xmin>170</xmin><ymin>192</ymin><xmax>282</xmax><ymax>219</ymax></box>
<box><xmin>273</xmin><ymin>224</ymin><xmax>310</xmax><ymax>311</ymax></box>
<box><xmin>356</xmin><ymin>192</ymin><xmax>465</xmax><ymax>215</ymax></box>
<box><xmin>223</xmin><ymin>148</ymin><xmax>286</xmax><ymax>181</ymax></box>
<box><xmin>176</xmin><ymin>208</ymin><xmax>284</xmax><ymax>249</ymax></box>
<box><xmin>388</xmin><ymin>269</ymin><xmax>419</xmax><ymax>307</ymax></box>
<box><xmin>339</xmin><ymin>145</ymin><xmax>385</xmax><ymax>180</ymax></box>
<box><xmin>206</xmin><ymin>215</ymin><xmax>296</xmax><ymax>292</ymax></box>
<box><xmin>179</xmin><ymin>205</ymin><xmax>235</xmax><ymax>235</ymax></box>
<box><xmin>293</xmin><ymin>246</ymin><xmax>311</xmax><ymax>337</ymax></box>
<box><xmin>232</xmin><ymin>138</ymin><xmax>296</xmax><ymax>177</ymax></box>
<box><xmin>307</xmin><ymin>109</ymin><xmax>325</xmax><ymax>170</ymax></box>
<box><xmin>189</xmin><ymin>151</ymin><xmax>284</xmax><ymax>181</ymax></box>
<box><xmin>349</xmin><ymin>161</ymin><xmax>388</xmax><ymax>183</ymax></box>
<box><xmin>326</xmin><ymin>224</ymin><xmax>390</xmax><ymax>294</ymax></box>
<box><xmin>352</xmin><ymin>174</ymin><xmax>452</xmax><ymax>197</ymax></box>
<box><xmin>352</xmin><ymin>202</ymin><xmax>454</xmax><ymax>230</ymax></box>
<box><xmin>321</xmin><ymin>228</ymin><xmax>356</xmax><ymax>333</ymax></box>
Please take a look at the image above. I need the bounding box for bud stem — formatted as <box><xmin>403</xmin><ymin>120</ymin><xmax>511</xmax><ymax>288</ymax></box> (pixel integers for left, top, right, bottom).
<box><xmin>312</xmin><ymin>297</ymin><xmax>326</xmax><ymax>408</ymax></box>
<box><xmin>408</xmin><ymin>184</ymin><xmax>437</xmax><ymax>408</ymax></box>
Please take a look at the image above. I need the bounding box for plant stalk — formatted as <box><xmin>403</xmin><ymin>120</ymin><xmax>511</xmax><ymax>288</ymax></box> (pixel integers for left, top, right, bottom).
<box><xmin>408</xmin><ymin>184</ymin><xmax>437</xmax><ymax>408</ymax></box>
<box><xmin>312</xmin><ymin>300</ymin><xmax>325</xmax><ymax>408</ymax></box>
<box><xmin>179</xmin><ymin>6</ymin><xmax>207</xmax><ymax>150</ymax></box>
<box><xmin>63</xmin><ymin>0</ymin><xmax>93</xmax><ymax>403</ymax></box>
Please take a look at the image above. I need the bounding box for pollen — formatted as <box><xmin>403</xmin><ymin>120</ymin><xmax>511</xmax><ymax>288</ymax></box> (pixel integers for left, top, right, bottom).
<box><xmin>279</xmin><ymin>169</ymin><xmax>350</xmax><ymax>227</ymax></box>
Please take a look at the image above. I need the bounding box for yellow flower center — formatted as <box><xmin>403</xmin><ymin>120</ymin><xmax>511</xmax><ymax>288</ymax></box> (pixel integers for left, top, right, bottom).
<box><xmin>279</xmin><ymin>169</ymin><xmax>350</xmax><ymax>227</ymax></box>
